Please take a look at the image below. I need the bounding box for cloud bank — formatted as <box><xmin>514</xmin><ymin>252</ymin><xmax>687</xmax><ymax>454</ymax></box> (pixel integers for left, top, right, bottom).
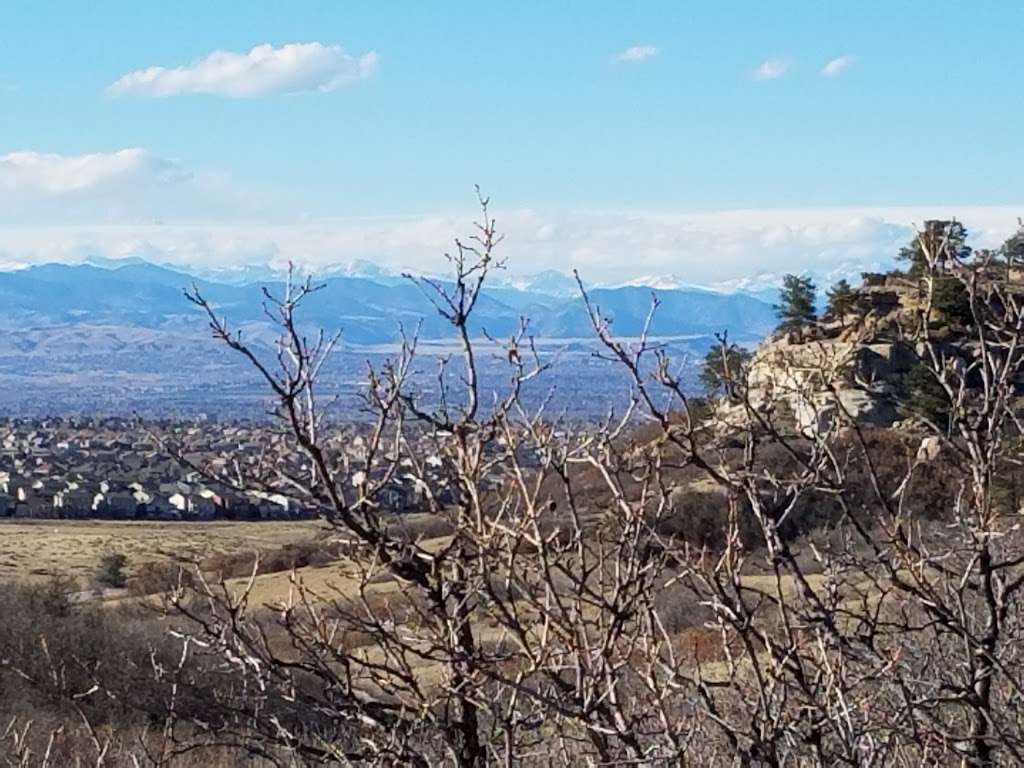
<box><xmin>107</xmin><ymin>42</ymin><xmax>378</xmax><ymax>98</ymax></box>
<box><xmin>2</xmin><ymin>148</ymin><xmax>1020</xmax><ymax>286</ymax></box>
<box><xmin>0</xmin><ymin>149</ymin><xmax>260</xmax><ymax>224</ymax></box>
<box><xmin>0</xmin><ymin>148</ymin><xmax>187</xmax><ymax>196</ymax></box>
<box><xmin>2</xmin><ymin>207</ymin><xmax>1021</xmax><ymax>286</ymax></box>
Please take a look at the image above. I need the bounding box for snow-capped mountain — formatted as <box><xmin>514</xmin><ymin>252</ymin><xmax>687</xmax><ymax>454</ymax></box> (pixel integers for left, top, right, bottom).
<box><xmin>182</xmin><ymin>262</ymin><xmax>288</xmax><ymax>285</ymax></box>
<box><xmin>315</xmin><ymin>258</ymin><xmax>399</xmax><ymax>282</ymax></box>
<box><xmin>708</xmin><ymin>260</ymin><xmax>894</xmax><ymax>302</ymax></box>
<box><xmin>0</xmin><ymin>257</ymin><xmax>779</xmax><ymax>344</ymax></box>
<box><xmin>708</xmin><ymin>272</ymin><xmax>788</xmax><ymax>302</ymax></box>
<box><xmin>49</xmin><ymin>255</ymin><xmax>889</xmax><ymax>306</ymax></box>
<box><xmin>607</xmin><ymin>274</ymin><xmax>725</xmax><ymax>293</ymax></box>
<box><xmin>490</xmin><ymin>269</ymin><xmax>582</xmax><ymax>297</ymax></box>
<box><xmin>172</xmin><ymin>259</ymin><xmax>408</xmax><ymax>287</ymax></box>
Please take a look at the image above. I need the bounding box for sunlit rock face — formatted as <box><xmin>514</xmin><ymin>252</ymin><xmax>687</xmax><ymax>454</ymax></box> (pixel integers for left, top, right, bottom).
<box><xmin>736</xmin><ymin>275</ymin><xmax>931</xmax><ymax>434</ymax></box>
<box><xmin>741</xmin><ymin>336</ymin><xmax>893</xmax><ymax>434</ymax></box>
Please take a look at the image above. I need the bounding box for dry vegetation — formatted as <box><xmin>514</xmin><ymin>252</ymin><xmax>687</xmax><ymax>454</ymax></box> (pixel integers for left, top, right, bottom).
<box><xmin>5</xmin><ymin>210</ymin><xmax>1024</xmax><ymax>766</ymax></box>
<box><xmin>0</xmin><ymin>519</ymin><xmax>325</xmax><ymax>586</ymax></box>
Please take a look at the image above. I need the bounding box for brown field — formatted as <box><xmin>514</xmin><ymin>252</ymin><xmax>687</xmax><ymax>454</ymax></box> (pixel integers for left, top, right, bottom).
<box><xmin>0</xmin><ymin>518</ymin><xmax>330</xmax><ymax>586</ymax></box>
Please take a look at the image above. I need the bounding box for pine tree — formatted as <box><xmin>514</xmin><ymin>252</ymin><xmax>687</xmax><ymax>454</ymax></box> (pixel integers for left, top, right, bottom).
<box><xmin>931</xmin><ymin>276</ymin><xmax>973</xmax><ymax>327</ymax></box>
<box><xmin>774</xmin><ymin>274</ymin><xmax>817</xmax><ymax>334</ymax></box>
<box><xmin>1002</xmin><ymin>222</ymin><xmax>1024</xmax><ymax>268</ymax></box>
<box><xmin>898</xmin><ymin>363</ymin><xmax>952</xmax><ymax>430</ymax></box>
<box><xmin>700</xmin><ymin>343</ymin><xmax>751</xmax><ymax>396</ymax></box>
<box><xmin>825</xmin><ymin>279</ymin><xmax>857</xmax><ymax>326</ymax></box>
<box><xmin>898</xmin><ymin>220</ymin><xmax>970</xmax><ymax>276</ymax></box>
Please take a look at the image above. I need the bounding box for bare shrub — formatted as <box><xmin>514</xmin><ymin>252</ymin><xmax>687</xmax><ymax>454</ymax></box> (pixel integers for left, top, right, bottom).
<box><xmin>38</xmin><ymin>199</ymin><xmax>1023</xmax><ymax>766</ymax></box>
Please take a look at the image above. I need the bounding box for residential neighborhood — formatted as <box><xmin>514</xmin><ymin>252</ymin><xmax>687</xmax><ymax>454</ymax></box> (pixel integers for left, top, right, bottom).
<box><xmin>0</xmin><ymin>417</ymin><xmax>458</xmax><ymax>521</ymax></box>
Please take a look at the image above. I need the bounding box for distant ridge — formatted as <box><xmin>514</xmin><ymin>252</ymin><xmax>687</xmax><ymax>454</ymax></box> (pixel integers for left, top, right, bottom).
<box><xmin>0</xmin><ymin>257</ymin><xmax>777</xmax><ymax>344</ymax></box>
<box><xmin>26</xmin><ymin>256</ymin><xmax>801</xmax><ymax>302</ymax></box>
<box><xmin>0</xmin><ymin>257</ymin><xmax>781</xmax><ymax>416</ymax></box>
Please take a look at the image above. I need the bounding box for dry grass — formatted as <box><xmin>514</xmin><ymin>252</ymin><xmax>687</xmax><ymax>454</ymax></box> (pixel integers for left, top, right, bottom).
<box><xmin>0</xmin><ymin>516</ymin><xmax>822</xmax><ymax>691</ymax></box>
<box><xmin>0</xmin><ymin>519</ymin><xmax>328</xmax><ymax>585</ymax></box>
<box><xmin>0</xmin><ymin>512</ymin><xmax>456</xmax><ymax>596</ymax></box>
<box><xmin>222</xmin><ymin>531</ymin><xmax>454</xmax><ymax>605</ymax></box>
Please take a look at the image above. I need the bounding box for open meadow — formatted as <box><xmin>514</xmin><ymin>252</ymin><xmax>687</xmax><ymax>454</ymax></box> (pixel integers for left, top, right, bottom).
<box><xmin>0</xmin><ymin>519</ymin><xmax>329</xmax><ymax>586</ymax></box>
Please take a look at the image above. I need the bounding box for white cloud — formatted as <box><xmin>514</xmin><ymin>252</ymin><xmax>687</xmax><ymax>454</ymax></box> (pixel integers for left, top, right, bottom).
<box><xmin>2</xmin><ymin>149</ymin><xmax>1019</xmax><ymax>284</ymax></box>
<box><xmin>0</xmin><ymin>148</ymin><xmax>187</xmax><ymax>196</ymax></box>
<box><xmin>2</xmin><ymin>205</ymin><xmax>1021</xmax><ymax>286</ymax></box>
<box><xmin>821</xmin><ymin>55</ymin><xmax>855</xmax><ymax>77</ymax></box>
<box><xmin>753</xmin><ymin>58</ymin><xmax>789</xmax><ymax>80</ymax></box>
<box><xmin>614</xmin><ymin>45</ymin><xmax>659</xmax><ymax>63</ymax></box>
<box><xmin>0</xmin><ymin>148</ymin><xmax>266</xmax><ymax>225</ymax></box>
<box><xmin>107</xmin><ymin>42</ymin><xmax>378</xmax><ymax>98</ymax></box>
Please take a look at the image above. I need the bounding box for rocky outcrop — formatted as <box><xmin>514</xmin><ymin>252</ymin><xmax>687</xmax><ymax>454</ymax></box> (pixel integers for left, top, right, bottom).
<box><xmin>727</xmin><ymin>267</ymin><xmax>1024</xmax><ymax>434</ymax></box>
<box><xmin>740</xmin><ymin>335</ymin><xmax>903</xmax><ymax>433</ymax></box>
<box><xmin>734</xmin><ymin>275</ymin><xmax>930</xmax><ymax>433</ymax></box>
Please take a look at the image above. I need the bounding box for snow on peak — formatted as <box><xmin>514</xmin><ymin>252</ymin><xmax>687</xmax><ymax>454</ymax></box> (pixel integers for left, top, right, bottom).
<box><xmin>317</xmin><ymin>258</ymin><xmax>393</xmax><ymax>279</ymax></box>
<box><xmin>491</xmin><ymin>269</ymin><xmax>581</xmax><ymax>296</ymax></box>
<box><xmin>608</xmin><ymin>274</ymin><xmax>724</xmax><ymax>293</ymax></box>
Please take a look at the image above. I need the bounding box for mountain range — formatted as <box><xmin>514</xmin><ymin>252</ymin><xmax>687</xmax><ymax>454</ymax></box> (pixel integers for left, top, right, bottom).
<box><xmin>0</xmin><ymin>258</ymin><xmax>785</xmax><ymax>416</ymax></box>
<box><xmin>0</xmin><ymin>258</ymin><xmax>779</xmax><ymax>345</ymax></box>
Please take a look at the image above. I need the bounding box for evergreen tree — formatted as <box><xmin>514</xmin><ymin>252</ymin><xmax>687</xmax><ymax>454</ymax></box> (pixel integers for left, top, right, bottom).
<box><xmin>825</xmin><ymin>279</ymin><xmax>857</xmax><ymax>326</ymax></box>
<box><xmin>1002</xmin><ymin>223</ymin><xmax>1024</xmax><ymax>268</ymax></box>
<box><xmin>931</xmin><ymin>276</ymin><xmax>973</xmax><ymax>327</ymax></box>
<box><xmin>898</xmin><ymin>220</ymin><xmax>970</xmax><ymax>276</ymax></box>
<box><xmin>700</xmin><ymin>343</ymin><xmax>751</xmax><ymax>396</ymax></box>
<box><xmin>898</xmin><ymin>363</ymin><xmax>952</xmax><ymax>430</ymax></box>
<box><xmin>96</xmin><ymin>552</ymin><xmax>128</xmax><ymax>589</ymax></box>
<box><xmin>774</xmin><ymin>274</ymin><xmax>817</xmax><ymax>334</ymax></box>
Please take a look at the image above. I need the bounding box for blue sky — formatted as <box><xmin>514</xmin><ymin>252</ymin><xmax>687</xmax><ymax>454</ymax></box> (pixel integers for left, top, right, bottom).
<box><xmin>1</xmin><ymin>2</ymin><xmax>1021</xmax><ymax>284</ymax></box>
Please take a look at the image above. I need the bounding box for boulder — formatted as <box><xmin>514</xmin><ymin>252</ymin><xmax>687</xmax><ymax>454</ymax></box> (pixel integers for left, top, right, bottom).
<box><xmin>916</xmin><ymin>436</ymin><xmax>942</xmax><ymax>462</ymax></box>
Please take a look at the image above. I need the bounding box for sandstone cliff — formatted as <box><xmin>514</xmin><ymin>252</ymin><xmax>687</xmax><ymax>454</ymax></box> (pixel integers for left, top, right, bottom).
<box><xmin>732</xmin><ymin>272</ymin><xmax>975</xmax><ymax>433</ymax></box>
